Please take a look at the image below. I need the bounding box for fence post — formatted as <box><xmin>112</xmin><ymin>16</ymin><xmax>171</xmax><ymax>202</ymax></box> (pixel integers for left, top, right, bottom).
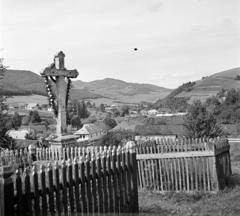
<box><xmin>128</xmin><ymin>141</ymin><xmax>139</xmax><ymax>213</ymax></box>
<box><xmin>28</xmin><ymin>144</ymin><xmax>36</xmax><ymax>162</ymax></box>
<box><xmin>0</xmin><ymin>165</ymin><xmax>14</xmax><ymax>216</ymax></box>
<box><xmin>212</xmin><ymin>144</ymin><xmax>220</xmax><ymax>191</ymax></box>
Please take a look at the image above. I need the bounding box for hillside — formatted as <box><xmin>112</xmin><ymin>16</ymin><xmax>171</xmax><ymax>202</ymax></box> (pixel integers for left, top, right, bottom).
<box><xmin>161</xmin><ymin>67</ymin><xmax>240</xmax><ymax>103</ymax></box>
<box><xmin>73</xmin><ymin>78</ymin><xmax>171</xmax><ymax>104</ymax></box>
<box><xmin>1</xmin><ymin>70</ymin><xmax>46</xmax><ymax>96</ymax></box>
<box><xmin>1</xmin><ymin>70</ymin><xmax>171</xmax><ymax>104</ymax></box>
<box><xmin>0</xmin><ymin>70</ymin><xmax>101</xmax><ymax>99</ymax></box>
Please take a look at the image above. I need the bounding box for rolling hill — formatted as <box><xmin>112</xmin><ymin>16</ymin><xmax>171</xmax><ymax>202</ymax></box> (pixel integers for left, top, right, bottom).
<box><xmin>0</xmin><ymin>70</ymin><xmax>46</xmax><ymax>96</ymax></box>
<box><xmin>73</xmin><ymin>78</ymin><xmax>171</xmax><ymax>104</ymax></box>
<box><xmin>1</xmin><ymin>70</ymin><xmax>171</xmax><ymax>104</ymax></box>
<box><xmin>161</xmin><ymin>67</ymin><xmax>240</xmax><ymax>103</ymax></box>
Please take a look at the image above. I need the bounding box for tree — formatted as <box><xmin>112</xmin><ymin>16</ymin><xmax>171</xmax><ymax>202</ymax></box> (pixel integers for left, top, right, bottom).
<box><xmin>0</xmin><ymin>59</ymin><xmax>16</xmax><ymax>149</ymax></box>
<box><xmin>70</xmin><ymin>115</ymin><xmax>83</xmax><ymax>129</ymax></box>
<box><xmin>120</xmin><ymin>105</ymin><xmax>129</xmax><ymax>117</ymax></box>
<box><xmin>99</xmin><ymin>104</ymin><xmax>105</xmax><ymax>113</ymax></box>
<box><xmin>103</xmin><ymin>117</ymin><xmax>117</xmax><ymax>129</ymax></box>
<box><xmin>12</xmin><ymin>112</ymin><xmax>21</xmax><ymax>129</ymax></box>
<box><xmin>184</xmin><ymin>100</ymin><xmax>223</xmax><ymax>138</ymax></box>
<box><xmin>29</xmin><ymin>110</ymin><xmax>41</xmax><ymax>123</ymax></box>
<box><xmin>78</xmin><ymin>100</ymin><xmax>89</xmax><ymax>118</ymax></box>
<box><xmin>101</xmin><ymin>129</ymin><xmax>135</xmax><ymax>146</ymax></box>
<box><xmin>25</xmin><ymin>129</ymin><xmax>37</xmax><ymax>140</ymax></box>
<box><xmin>22</xmin><ymin>115</ymin><xmax>31</xmax><ymax>125</ymax></box>
<box><xmin>70</xmin><ymin>99</ymin><xmax>89</xmax><ymax>119</ymax></box>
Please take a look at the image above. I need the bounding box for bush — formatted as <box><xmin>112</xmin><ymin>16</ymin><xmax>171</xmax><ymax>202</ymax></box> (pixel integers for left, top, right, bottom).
<box><xmin>184</xmin><ymin>100</ymin><xmax>223</xmax><ymax>138</ymax></box>
<box><xmin>101</xmin><ymin>129</ymin><xmax>135</xmax><ymax>146</ymax></box>
<box><xmin>103</xmin><ymin>117</ymin><xmax>117</xmax><ymax>129</ymax></box>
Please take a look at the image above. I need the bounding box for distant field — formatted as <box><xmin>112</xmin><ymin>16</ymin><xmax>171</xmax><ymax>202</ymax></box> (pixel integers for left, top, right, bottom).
<box><xmin>7</xmin><ymin>95</ymin><xmax>48</xmax><ymax>105</ymax></box>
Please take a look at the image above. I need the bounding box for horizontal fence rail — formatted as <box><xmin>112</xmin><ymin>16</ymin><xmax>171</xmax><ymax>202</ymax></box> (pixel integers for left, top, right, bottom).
<box><xmin>0</xmin><ymin>145</ymin><xmax>139</xmax><ymax>216</ymax></box>
<box><xmin>136</xmin><ymin>137</ymin><xmax>231</xmax><ymax>192</ymax></box>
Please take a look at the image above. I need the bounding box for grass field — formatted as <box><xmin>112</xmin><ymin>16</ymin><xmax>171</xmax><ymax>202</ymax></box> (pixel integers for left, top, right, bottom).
<box><xmin>139</xmin><ymin>185</ymin><xmax>240</xmax><ymax>216</ymax></box>
<box><xmin>7</xmin><ymin>94</ymin><xmax>48</xmax><ymax>105</ymax></box>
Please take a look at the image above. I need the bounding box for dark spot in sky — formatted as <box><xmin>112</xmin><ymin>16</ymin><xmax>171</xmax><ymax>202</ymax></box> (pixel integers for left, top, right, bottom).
<box><xmin>134</xmin><ymin>48</ymin><xmax>138</xmax><ymax>51</ymax></box>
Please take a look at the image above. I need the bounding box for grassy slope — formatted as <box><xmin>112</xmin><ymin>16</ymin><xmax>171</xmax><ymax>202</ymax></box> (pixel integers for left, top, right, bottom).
<box><xmin>176</xmin><ymin>67</ymin><xmax>240</xmax><ymax>103</ymax></box>
<box><xmin>3</xmin><ymin>70</ymin><xmax>171</xmax><ymax>103</ymax></box>
<box><xmin>139</xmin><ymin>186</ymin><xmax>240</xmax><ymax>216</ymax></box>
<box><xmin>73</xmin><ymin>78</ymin><xmax>172</xmax><ymax>103</ymax></box>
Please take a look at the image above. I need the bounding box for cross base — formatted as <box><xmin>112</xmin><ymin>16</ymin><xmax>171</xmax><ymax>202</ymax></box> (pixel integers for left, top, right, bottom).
<box><xmin>49</xmin><ymin>134</ymin><xmax>79</xmax><ymax>149</ymax></box>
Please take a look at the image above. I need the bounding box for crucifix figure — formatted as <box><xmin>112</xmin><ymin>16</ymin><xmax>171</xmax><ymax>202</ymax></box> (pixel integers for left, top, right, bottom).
<box><xmin>41</xmin><ymin>51</ymin><xmax>79</xmax><ymax>136</ymax></box>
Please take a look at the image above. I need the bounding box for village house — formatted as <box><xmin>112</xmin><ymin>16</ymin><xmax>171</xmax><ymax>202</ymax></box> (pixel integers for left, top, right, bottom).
<box><xmin>147</xmin><ymin>109</ymin><xmax>158</xmax><ymax>116</ymax></box>
<box><xmin>74</xmin><ymin>122</ymin><xmax>110</xmax><ymax>142</ymax></box>
<box><xmin>140</xmin><ymin>110</ymin><xmax>148</xmax><ymax>116</ymax></box>
<box><xmin>26</xmin><ymin>103</ymin><xmax>40</xmax><ymax>110</ymax></box>
<box><xmin>6</xmin><ymin>128</ymin><xmax>35</xmax><ymax>140</ymax></box>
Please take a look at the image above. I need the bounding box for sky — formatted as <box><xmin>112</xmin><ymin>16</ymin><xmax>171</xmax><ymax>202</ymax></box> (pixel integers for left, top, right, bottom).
<box><xmin>1</xmin><ymin>0</ymin><xmax>240</xmax><ymax>88</ymax></box>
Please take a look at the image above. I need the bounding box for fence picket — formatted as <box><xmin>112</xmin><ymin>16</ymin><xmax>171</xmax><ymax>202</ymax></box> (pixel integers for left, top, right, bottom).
<box><xmin>16</xmin><ymin>169</ymin><xmax>24</xmax><ymax>216</ymax></box>
<box><xmin>54</xmin><ymin>162</ymin><xmax>61</xmax><ymax>214</ymax></box>
<box><xmin>32</xmin><ymin>165</ymin><xmax>40</xmax><ymax>214</ymax></box>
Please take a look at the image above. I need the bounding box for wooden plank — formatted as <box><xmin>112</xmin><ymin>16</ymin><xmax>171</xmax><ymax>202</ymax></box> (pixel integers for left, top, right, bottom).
<box><xmin>40</xmin><ymin>165</ymin><xmax>47</xmax><ymax>214</ymax></box>
<box><xmin>190</xmin><ymin>158</ymin><xmax>194</xmax><ymax>191</ymax></box>
<box><xmin>178</xmin><ymin>158</ymin><xmax>182</xmax><ymax>191</ymax></box>
<box><xmin>202</xmin><ymin>157</ymin><xmax>207</xmax><ymax>192</ymax></box>
<box><xmin>86</xmin><ymin>157</ymin><xmax>92</xmax><ymax>213</ymax></box>
<box><xmin>155</xmin><ymin>158</ymin><xmax>160</xmax><ymax>191</ymax></box>
<box><xmin>80</xmin><ymin>157</ymin><xmax>87</xmax><ymax>213</ymax></box>
<box><xmin>185</xmin><ymin>158</ymin><xmax>190</xmax><ymax>192</ymax></box>
<box><xmin>68</xmin><ymin>160</ymin><xmax>75</xmax><ymax>212</ymax></box>
<box><xmin>136</xmin><ymin>151</ymin><xmax>214</xmax><ymax>160</ymax></box>
<box><xmin>198</xmin><ymin>157</ymin><xmax>203</xmax><ymax>191</ymax></box>
<box><xmin>117</xmin><ymin>148</ymin><xmax>124</xmax><ymax>212</ymax></box>
<box><xmin>91</xmin><ymin>158</ymin><xmax>97</xmax><ymax>213</ymax></box>
<box><xmin>104</xmin><ymin>152</ymin><xmax>110</xmax><ymax>212</ymax></box>
<box><xmin>181</xmin><ymin>158</ymin><xmax>185</xmax><ymax>191</ymax></box>
<box><xmin>112</xmin><ymin>149</ymin><xmax>118</xmax><ymax>213</ymax></box>
<box><xmin>54</xmin><ymin>162</ymin><xmax>61</xmax><ymax>214</ymax></box>
<box><xmin>61</xmin><ymin>160</ymin><xmax>68</xmax><ymax>213</ymax></box>
<box><xmin>73</xmin><ymin>159</ymin><xmax>81</xmax><ymax>213</ymax></box>
<box><xmin>165</xmin><ymin>158</ymin><xmax>170</xmax><ymax>191</ymax></box>
<box><xmin>32</xmin><ymin>165</ymin><xmax>40</xmax><ymax>214</ymax></box>
<box><xmin>122</xmin><ymin>149</ymin><xmax>128</xmax><ymax>212</ymax></box>
<box><xmin>130</xmin><ymin>144</ymin><xmax>139</xmax><ymax>213</ymax></box>
<box><xmin>194</xmin><ymin>157</ymin><xmax>198</xmax><ymax>191</ymax></box>
<box><xmin>137</xmin><ymin>160</ymin><xmax>142</xmax><ymax>188</ymax></box>
<box><xmin>47</xmin><ymin>163</ymin><xmax>55</xmax><ymax>214</ymax></box>
<box><xmin>126</xmin><ymin>150</ymin><xmax>131</xmax><ymax>212</ymax></box>
<box><xmin>97</xmin><ymin>154</ymin><xmax>103</xmax><ymax>213</ymax></box>
<box><xmin>140</xmin><ymin>158</ymin><xmax>146</xmax><ymax>188</ymax></box>
<box><xmin>24</xmin><ymin>168</ymin><xmax>32</xmax><ymax>215</ymax></box>
<box><xmin>158</xmin><ymin>159</ymin><xmax>164</xmax><ymax>191</ymax></box>
<box><xmin>206</xmin><ymin>157</ymin><xmax>211</xmax><ymax>191</ymax></box>
<box><xmin>16</xmin><ymin>169</ymin><xmax>24</xmax><ymax>216</ymax></box>
<box><xmin>173</xmin><ymin>158</ymin><xmax>178</xmax><ymax>191</ymax></box>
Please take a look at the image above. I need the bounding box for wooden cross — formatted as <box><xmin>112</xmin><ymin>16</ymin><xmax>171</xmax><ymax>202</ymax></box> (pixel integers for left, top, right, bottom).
<box><xmin>41</xmin><ymin>51</ymin><xmax>79</xmax><ymax>135</ymax></box>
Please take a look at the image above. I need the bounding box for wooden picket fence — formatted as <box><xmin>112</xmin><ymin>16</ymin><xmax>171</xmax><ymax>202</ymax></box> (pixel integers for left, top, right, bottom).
<box><xmin>136</xmin><ymin>137</ymin><xmax>232</xmax><ymax>192</ymax></box>
<box><xmin>0</xmin><ymin>148</ymin><xmax>30</xmax><ymax>168</ymax></box>
<box><xmin>0</xmin><ymin>145</ymin><xmax>139</xmax><ymax>216</ymax></box>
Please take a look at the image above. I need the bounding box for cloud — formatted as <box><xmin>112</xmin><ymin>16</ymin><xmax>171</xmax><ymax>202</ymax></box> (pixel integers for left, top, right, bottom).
<box><xmin>147</xmin><ymin>0</ymin><xmax>163</xmax><ymax>13</ymax></box>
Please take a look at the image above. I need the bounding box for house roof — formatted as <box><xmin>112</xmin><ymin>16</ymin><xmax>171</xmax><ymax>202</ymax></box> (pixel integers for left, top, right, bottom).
<box><xmin>74</xmin><ymin>122</ymin><xmax>110</xmax><ymax>135</ymax></box>
<box><xmin>6</xmin><ymin>128</ymin><xmax>34</xmax><ymax>139</ymax></box>
<box><xmin>27</xmin><ymin>103</ymin><xmax>39</xmax><ymax>107</ymax></box>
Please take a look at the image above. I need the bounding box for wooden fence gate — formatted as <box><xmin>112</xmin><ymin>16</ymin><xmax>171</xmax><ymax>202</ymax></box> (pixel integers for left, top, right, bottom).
<box><xmin>136</xmin><ymin>137</ymin><xmax>231</xmax><ymax>192</ymax></box>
